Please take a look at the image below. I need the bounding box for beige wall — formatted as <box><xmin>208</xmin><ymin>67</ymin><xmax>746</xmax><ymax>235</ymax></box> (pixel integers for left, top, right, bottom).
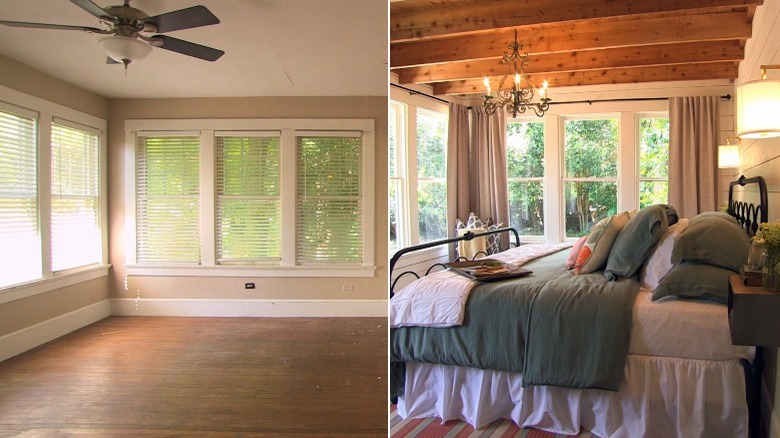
<box><xmin>734</xmin><ymin>1</ymin><xmax>780</xmax><ymax>436</ymax></box>
<box><xmin>0</xmin><ymin>54</ymin><xmax>108</xmax><ymax>119</ymax></box>
<box><xmin>0</xmin><ymin>277</ymin><xmax>108</xmax><ymax>337</ymax></box>
<box><xmin>107</xmin><ymin>96</ymin><xmax>388</xmax><ymax>302</ymax></box>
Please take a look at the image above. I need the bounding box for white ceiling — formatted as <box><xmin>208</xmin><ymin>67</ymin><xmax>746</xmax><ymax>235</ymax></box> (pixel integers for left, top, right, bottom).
<box><xmin>0</xmin><ymin>0</ymin><xmax>388</xmax><ymax>98</ymax></box>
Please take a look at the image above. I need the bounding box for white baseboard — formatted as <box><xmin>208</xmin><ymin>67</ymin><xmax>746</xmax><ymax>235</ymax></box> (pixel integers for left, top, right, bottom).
<box><xmin>111</xmin><ymin>298</ymin><xmax>388</xmax><ymax>317</ymax></box>
<box><xmin>0</xmin><ymin>299</ymin><xmax>111</xmax><ymax>363</ymax></box>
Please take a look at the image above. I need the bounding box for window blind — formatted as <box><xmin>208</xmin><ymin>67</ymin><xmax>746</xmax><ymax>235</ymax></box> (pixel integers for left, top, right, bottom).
<box><xmin>296</xmin><ymin>136</ymin><xmax>362</xmax><ymax>264</ymax></box>
<box><xmin>0</xmin><ymin>110</ymin><xmax>40</xmax><ymax>287</ymax></box>
<box><xmin>136</xmin><ymin>135</ymin><xmax>201</xmax><ymax>264</ymax></box>
<box><xmin>51</xmin><ymin>123</ymin><xmax>101</xmax><ymax>271</ymax></box>
<box><xmin>216</xmin><ymin>135</ymin><xmax>281</xmax><ymax>264</ymax></box>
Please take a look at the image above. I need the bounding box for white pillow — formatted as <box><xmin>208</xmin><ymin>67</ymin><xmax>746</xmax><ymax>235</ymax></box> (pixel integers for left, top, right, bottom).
<box><xmin>640</xmin><ymin>218</ymin><xmax>690</xmax><ymax>291</ymax></box>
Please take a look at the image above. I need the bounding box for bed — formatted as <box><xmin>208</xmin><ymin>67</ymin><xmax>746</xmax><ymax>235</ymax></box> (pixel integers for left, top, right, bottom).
<box><xmin>389</xmin><ymin>176</ymin><xmax>767</xmax><ymax>438</ymax></box>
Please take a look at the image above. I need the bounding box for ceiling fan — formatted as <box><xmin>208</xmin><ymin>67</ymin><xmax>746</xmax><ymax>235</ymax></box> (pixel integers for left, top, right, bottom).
<box><xmin>0</xmin><ymin>0</ymin><xmax>224</xmax><ymax>68</ymax></box>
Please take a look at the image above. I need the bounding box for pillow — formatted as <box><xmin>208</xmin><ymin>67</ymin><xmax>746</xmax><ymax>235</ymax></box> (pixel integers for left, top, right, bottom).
<box><xmin>574</xmin><ymin>211</ymin><xmax>631</xmax><ymax>275</ymax></box>
<box><xmin>640</xmin><ymin>218</ymin><xmax>690</xmax><ymax>290</ymax></box>
<box><xmin>605</xmin><ymin>204</ymin><xmax>674</xmax><ymax>280</ymax></box>
<box><xmin>567</xmin><ymin>235</ymin><xmax>588</xmax><ymax>270</ymax></box>
<box><xmin>671</xmin><ymin>211</ymin><xmax>750</xmax><ymax>272</ymax></box>
<box><xmin>652</xmin><ymin>261</ymin><xmax>735</xmax><ymax>304</ymax></box>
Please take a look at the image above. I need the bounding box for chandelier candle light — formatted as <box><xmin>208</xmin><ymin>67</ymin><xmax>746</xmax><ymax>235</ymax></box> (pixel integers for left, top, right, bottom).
<box><xmin>483</xmin><ymin>29</ymin><xmax>551</xmax><ymax>118</ymax></box>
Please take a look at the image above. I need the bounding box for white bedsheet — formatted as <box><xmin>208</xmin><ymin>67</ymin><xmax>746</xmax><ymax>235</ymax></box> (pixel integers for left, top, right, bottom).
<box><xmin>399</xmin><ymin>356</ymin><xmax>749</xmax><ymax>438</ymax></box>
<box><xmin>630</xmin><ymin>290</ymin><xmax>753</xmax><ymax>360</ymax></box>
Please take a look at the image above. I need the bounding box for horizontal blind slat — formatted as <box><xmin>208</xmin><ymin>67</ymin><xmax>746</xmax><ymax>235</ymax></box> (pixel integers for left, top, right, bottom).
<box><xmin>216</xmin><ymin>136</ymin><xmax>281</xmax><ymax>263</ymax></box>
<box><xmin>137</xmin><ymin>135</ymin><xmax>201</xmax><ymax>264</ymax></box>
<box><xmin>50</xmin><ymin>123</ymin><xmax>101</xmax><ymax>271</ymax></box>
<box><xmin>296</xmin><ymin>136</ymin><xmax>363</xmax><ymax>264</ymax></box>
<box><xmin>0</xmin><ymin>110</ymin><xmax>39</xmax><ymax>288</ymax></box>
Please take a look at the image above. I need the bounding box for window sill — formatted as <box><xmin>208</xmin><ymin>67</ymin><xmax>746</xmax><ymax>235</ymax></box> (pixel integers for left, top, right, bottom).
<box><xmin>124</xmin><ymin>264</ymin><xmax>377</xmax><ymax>278</ymax></box>
<box><xmin>0</xmin><ymin>264</ymin><xmax>111</xmax><ymax>305</ymax></box>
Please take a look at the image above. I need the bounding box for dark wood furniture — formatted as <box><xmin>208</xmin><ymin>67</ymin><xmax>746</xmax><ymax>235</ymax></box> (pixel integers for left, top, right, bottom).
<box><xmin>728</xmin><ymin>275</ymin><xmax>780</xmax><ymax>438</ymax></box>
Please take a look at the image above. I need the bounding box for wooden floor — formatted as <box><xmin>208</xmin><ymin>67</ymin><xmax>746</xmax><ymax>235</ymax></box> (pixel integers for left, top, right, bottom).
<box><xmin>0</xmin><ymin>316</ymin><xmax>388</xmax><ymax>437</ymax></box>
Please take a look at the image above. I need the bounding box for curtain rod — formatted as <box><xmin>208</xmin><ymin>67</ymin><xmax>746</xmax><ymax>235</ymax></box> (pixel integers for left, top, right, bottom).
<box><xmin>390</xmin><ymin>83</ymin><xmax>449</xmax><ymax>104</ymax></box>
<box><xmin>390</xmin><ymin>82</ymin><xmax>732</xmax><ymax>107</ymax></box>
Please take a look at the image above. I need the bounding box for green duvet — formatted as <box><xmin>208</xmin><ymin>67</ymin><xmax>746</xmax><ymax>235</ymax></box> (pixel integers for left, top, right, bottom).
<box><xmin>390</xmin><ymin>249</ymin><xmax>639</xmax><ymax>398</ymax></box>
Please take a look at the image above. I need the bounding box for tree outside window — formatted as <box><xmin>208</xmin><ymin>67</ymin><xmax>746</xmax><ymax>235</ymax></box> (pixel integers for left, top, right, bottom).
<box><xmin>416</xmin><ymin>109</ymin><xmax>447</xmax><ymax>243</ymax></box>
<box><xmin>506</xmin><ymin>120</ymin><xmax>544</xmax><ymax>236</ymax></box>
<box><xmin>563</xmin><ymin>118</ymin><xmax>618</xmax><ymax>237</ymax></box>
<box><xmin>639</xmin><ymin>117</ymin><xmax>670</xmax><ymax>208</ymax></box>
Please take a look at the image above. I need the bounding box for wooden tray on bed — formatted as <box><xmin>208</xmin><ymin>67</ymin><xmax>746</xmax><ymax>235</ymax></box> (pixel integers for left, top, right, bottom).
<box><xmin>445</xmin><ymin>259</ymin><xmax>532</xmax><ymax>282</ymax></box>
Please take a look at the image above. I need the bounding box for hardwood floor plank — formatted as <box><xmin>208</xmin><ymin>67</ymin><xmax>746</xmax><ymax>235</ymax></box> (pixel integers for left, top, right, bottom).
<box><xmin>0</xmin><ymin>317</ymin><xmax>388</xmax><ymax>437</ymax></box>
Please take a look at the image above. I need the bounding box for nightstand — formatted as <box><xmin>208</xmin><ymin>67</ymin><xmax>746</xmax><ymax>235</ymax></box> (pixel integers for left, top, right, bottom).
<box><xmin>728</xmin><ymin>275</ymin><xmax>780</xmax><ymax>438</ymax></box>
<box><xmin>729</xmin><ymin>275</ymin><xmax>780</xmax><ymax>347</ymax></box>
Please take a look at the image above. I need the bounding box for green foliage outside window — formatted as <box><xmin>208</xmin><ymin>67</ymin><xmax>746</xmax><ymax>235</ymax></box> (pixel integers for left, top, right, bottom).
<box><xmin>564</xmin><ymin>119</ymin><xmax>618</xmax><ymax>237</ymax></box>
<box><xmin>639</xmin><ymin>117</ymin><xmax>670</xmax><ymax>208</ymax></box>
<box><xmin>416</xmin><ymin>111</ymin><xmax>447</xmax><ymax>243</ymax></box>
<box><xmin>506</xmin><ymin>121</ymin><xmax>544</xmax><ymax>235</ymax></box>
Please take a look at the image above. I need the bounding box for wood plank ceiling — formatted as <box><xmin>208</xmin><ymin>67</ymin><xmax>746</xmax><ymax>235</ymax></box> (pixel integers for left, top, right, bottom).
<box><xmin>390</xmin><ymin>0</ymin><xmax>762</xmax><ymax>98</ymax></box>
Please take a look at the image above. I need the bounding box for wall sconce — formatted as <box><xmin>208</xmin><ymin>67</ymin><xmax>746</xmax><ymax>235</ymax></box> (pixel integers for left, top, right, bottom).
<box><xmin>737</xmin><ymin>65</ymin><xmax>780</xmax><ymax>139</ymax></box>
<box><xmin>718</xmin><ymin>137</ymin><xmax>741</xmax><ymax>168</ymax></box>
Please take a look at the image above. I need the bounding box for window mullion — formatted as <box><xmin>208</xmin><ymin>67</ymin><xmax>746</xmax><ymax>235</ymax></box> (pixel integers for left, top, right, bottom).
<box><xmin>200</xmin><ymin>130</ymin><xmax>216</xmax><ymax>266</ymax></box>
<box><xmin>39</xmin><ymin>113</ymin><xmax>53</xmax><ymax>277</ymax></box>
<box><xmin>280</xmin><ymin>128</ymin><xmax>297</xmax><ymax>266</ymax></box>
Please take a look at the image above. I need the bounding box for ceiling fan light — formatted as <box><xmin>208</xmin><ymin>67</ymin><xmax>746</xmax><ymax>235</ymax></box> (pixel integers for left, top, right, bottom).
<box><xmin>99</xmin><ymin>36</ymin><xmax>152</xmax><ymax>64</ymax></box>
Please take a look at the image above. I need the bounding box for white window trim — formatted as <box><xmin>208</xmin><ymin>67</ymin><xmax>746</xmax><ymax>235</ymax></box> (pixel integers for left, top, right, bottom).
<box><xmin>124</xmin><ymin>118</ymin><xmax>375</xmax><ymax>278</ymax></box>
<box><xmin>0</xmin><ymin>85</ymin><xmax>108</xmax><ymax>297</ymax></box>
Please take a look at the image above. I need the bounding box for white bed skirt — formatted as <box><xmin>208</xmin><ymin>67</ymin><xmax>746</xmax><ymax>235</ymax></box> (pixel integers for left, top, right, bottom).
<box><xmin>398</xmin><ymin>354</ymin><xmax>749</xmax><ymax>438</ymax></box>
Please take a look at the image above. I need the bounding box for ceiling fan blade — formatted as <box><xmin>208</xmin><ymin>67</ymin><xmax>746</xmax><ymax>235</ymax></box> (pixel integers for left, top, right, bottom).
<box><xmin>153</xmin><ymin>35</ymin><xmax>224</xmax><ymax>61</ymax></box>
<box><xmin>145</xmin><ymin>6</ymin><xmax>219</xmax><ymax>33</ymax></box>
<box><xmin>69</xmin><ymin>0</ymin><xmax>110</xmax><ymax>20</ymax></box>
<box><xmin>0</xmin><ymin>20</ymin><xmax>103</xmax><ymax>33</ymax></box>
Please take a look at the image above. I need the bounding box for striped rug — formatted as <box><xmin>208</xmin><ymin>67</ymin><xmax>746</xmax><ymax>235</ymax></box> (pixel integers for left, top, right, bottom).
<box><xmin>390</xmin><ymin>405</ymin><xmax>592</xmax><ymax>438</ymax></box>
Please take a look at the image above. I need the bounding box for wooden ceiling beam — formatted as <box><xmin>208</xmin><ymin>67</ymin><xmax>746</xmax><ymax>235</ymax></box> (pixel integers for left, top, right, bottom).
<box><xmin>391</xmin><ymin>11</ymin><xmax>752</xmax><ymax>68</ymax></box>
<box><xmin>395</xmin><ymin>40</ymin><xmax>745</xmax><ymax>84</ymax></box>
<box><xmin>391</xmin><ymin>0</ymin><xmax>763</xmax><ymax>42</ymax></box>
<box><xmin>432</xmin><ymin>62</ymin><xmax>739</xmax><ymax>95</ymax></box>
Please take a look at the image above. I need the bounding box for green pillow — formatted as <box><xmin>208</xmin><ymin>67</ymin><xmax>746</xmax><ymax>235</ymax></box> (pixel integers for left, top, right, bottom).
<box><xmin>652</xmin><ymin>262</ymin><xmax>735</xmax><ymax>304</ymax></box>
<box><xmin>605</xmin><ymin>205</ymin><xmax>672</xmax><ymax>280</ymax></box>
<box><xmin>671</xmin><ymin>212</ymin><xmax>749</xmax><ymax>272</ymax></box>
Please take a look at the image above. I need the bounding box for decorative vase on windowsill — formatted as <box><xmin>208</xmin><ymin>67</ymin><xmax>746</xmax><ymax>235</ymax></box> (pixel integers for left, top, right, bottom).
<box><xmin>758</xmin><ymin>222</ymin><xmax>780</xmax><ymax>292</ymax></box>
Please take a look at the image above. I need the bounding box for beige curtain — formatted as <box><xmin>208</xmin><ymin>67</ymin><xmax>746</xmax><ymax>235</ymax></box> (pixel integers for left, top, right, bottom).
<box><xmin>447</xmin><ymin>102</ymin><xmax>471</xmax><ymax>235</ymax></box>
<box><xmin>469</xmin><ymin>106</ymin><xmax>509</xmax><ymax>227</ymax></box>
<box><xmin>668</xmin><ymin>96</ymin><xmax>720</xmax><ymax>218</ymax></box>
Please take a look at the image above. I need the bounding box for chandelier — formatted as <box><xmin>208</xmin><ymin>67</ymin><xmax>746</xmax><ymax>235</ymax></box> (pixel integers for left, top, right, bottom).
<box><xmin>483</xmin><ymin>29</ymin><xmax>551</xmax><ymax>118</ymax></box>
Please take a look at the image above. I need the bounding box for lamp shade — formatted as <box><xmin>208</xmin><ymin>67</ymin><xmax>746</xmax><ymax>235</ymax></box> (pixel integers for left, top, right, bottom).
<box><xmin>736</xmin><ymin>78</ymin><xmax>780</xmax><ymax>139</ymax></box>
<box><xmin>99</xmin><ymin>36</ymin><xmax>152</xmax><ymax>63</ymax></box>
<box><xmin>718</xmin><ymin>144</ymin><xmax>740</xmax><ymax>168</ymax></box>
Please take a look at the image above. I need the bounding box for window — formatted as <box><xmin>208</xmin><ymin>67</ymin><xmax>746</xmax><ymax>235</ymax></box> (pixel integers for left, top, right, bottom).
<box><xmin>416</xmin><ymin>108</ymin><xmax>448</xmax><ymax>243</ymax></box>
<box><xmin>638</xmin><ymin>116</ymin><xmax>670</xmax><ymax>208</ymax></box>
<box><xmin>0</xmin><ymin>94</ymin><xmax>106</xmax><ymax>292</ymax></box>
<box><xmin>50</xmin><ymin>123</ymin><xmax>101</xmax><ymax>271</ymax></box>
<box><xmin>506</xmin><ymin>120</ymin><xmax>544</xmax><ymax>237</ymax></box>
<box><xmin>127</xmin><ymin>119</ymin><xmax>375</xmax><ymax>276</ymax></box>
<box><xmin>297</xmin><ymin>134</ymin><xmax>363</xmax><ymax>264</ymax></box>
<box><xmin>136</xmin><ymin>135</ymin><xmax>201</xmax><ymax>264</ymax></box>
<box><xmin>0</xmin><ymin>109</ymin><xmax>39</xmax><ymax>287</ymax></box>
<box><xmin>563</xmin><ymin>118</ymin><xmax>618</xmax><ymax>237</ymax></box>
<box><xmin>216</xmin><ymin>134</ymin><xmax>281</xmax><ymax>264</ymax></box>
<box><xmin>388</xmin><ymin>97</ymin><xmax>448</xmax><ymax>253</ymax></box>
